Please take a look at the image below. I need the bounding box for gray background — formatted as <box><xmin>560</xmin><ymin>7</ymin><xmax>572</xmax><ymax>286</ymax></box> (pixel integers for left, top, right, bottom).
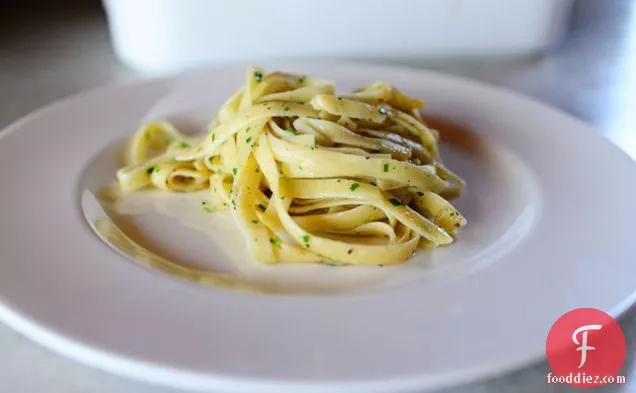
<box><xmin>1</xmin><ymin>0</ymin><xmax>635</xmax><ymax>391</ymax></box>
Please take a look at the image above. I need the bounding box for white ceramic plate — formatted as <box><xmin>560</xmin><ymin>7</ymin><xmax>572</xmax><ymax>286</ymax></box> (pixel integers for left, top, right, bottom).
<box><xmin>1</xmin><ymin>62</ymin><xmax>636</xmax><ymax>393</ymax></box>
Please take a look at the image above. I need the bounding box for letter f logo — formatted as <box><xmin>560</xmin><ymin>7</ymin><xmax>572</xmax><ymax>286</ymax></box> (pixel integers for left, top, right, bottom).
<box><xmin>573</xmin><ymin>324</ymin><xmax>602</xmax><ymax>368</ymax></box>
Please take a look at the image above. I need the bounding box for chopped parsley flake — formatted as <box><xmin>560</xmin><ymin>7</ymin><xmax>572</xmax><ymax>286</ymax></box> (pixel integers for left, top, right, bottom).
<box><xmin>350</xmin><ymin>183</ymin><xmax>360</xmax><ymax>191</ymax></box>
<box><xmin>337</xmin><ymin>96</ymin><xmax>343</xmax><ymax>101</ymax></box>
<box><xmin>285</xmin><ymin>127</ymin><xmax>297</xmax><ymax>135</ymax></box>
<box><xmin>179</xmin><ymin>142</ymin><xmax>190</xmax><ymax>149</ymax></box>
<box><xmin>270</xmin><ymin>237</ymin><xmax>282</xmax><ymax>247</ymax></box>
<box><xmin>246</xmin><ymin>127</ymin><xmax>251</xmax><ymax>133</ymax></box>
<box><xmin>302</xmin><ymin>235</ymin><xmax>310</xmax><ymax>243</ymax></box>
<box><xmin>232</xmin><ymin>168</ymin><xmax>237</xmax><ymax>176</ymax></box>
<box><xmin>246</xmin><ymin>136</ymin><xmax>252</xmax><ymax>144</ymax></box>
<box><xmin>297</xmin><ymin>76</ymin><xmax>306</xmax><ymax>84</ymax></box>
<box><xmin>378</xmin><ymin>107</ymin><xmax>388</xmax><ymax>115</ymax></box>
<box><xmin>231</xmin><ymin>198</ymin><xmax>236</xmax><ymax>206</ymax></box>
<box><xmin>254</xmin><ymin>71</ymin><xmax>263</xmax><ymax>82</ymax></box>
<box><xmin>383</xmin><ymin>163</ymin><xmax>389</xmax><ymax>172</ymax></box>
<box><xmin>211</xmin><ymin>133</ymin><xmax>216</xmax><ymax>142</ymax></box>
<box><xmin>202</xmin><ymin>206</ymin><xmax>212</xmax><ymax>213</ymax></box>
<box><xmin>388</xmin><ymin>198</ymin><xmax>402</xmax><ymax>206</ymax></box>
<box><xmin>283</xmin><ymin>106</ymin><xmax>291</xmax><ymax>111</ymax></box>
<box><xmin>258</xmin><ymin>204</ymin><xmax>266</xmax><ymax>212</ymax></box>
<box><xmin>146</xmin><ymin>166</ymin><xmax>156</xmax><ymax>174</ymax></box>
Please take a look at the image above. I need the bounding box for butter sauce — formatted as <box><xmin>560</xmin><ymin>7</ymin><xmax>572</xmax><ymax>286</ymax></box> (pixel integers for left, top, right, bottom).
<box><xmin>86</xmin><ymin>189</ymin><xmax>372</xmax><ymax>295</ymax></box>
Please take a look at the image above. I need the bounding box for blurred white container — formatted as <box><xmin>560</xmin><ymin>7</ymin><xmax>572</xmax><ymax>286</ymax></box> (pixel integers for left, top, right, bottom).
<box><xmin>103</xmin><ymin>0</ymin><xmax>573</xmax><ymax>76</ymax></box>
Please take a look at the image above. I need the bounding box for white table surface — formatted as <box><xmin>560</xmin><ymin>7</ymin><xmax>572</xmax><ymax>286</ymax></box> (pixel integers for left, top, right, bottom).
<box><xmin>1</xmin><ymin>1</ymin><xmax>636</xmax><ymax>392</ymax></box>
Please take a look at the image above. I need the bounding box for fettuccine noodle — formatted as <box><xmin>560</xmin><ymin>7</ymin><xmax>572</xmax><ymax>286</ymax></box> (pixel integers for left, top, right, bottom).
<box><xmin>115</xmin><ymin>68</ymin><xmax>466</xmax><ymax>266</ymax></box>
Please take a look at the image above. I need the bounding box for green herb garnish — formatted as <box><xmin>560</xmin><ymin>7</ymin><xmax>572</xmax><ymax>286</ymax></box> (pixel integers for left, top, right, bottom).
<box><xmin>202</xmin><ymin>206</ymin><xmax>212</xmax><ymax>213</ymax></box>
<box><xmin>297</xmin><ymin>76</ymin><xmax>306</xmax><ymax>84</ymax></box>
<box><xmin>146</xmin><ymin>166</ymin><xmax>156</xmax><ymax>174</ymax></box>
<box><xmin>270</xmin><ymin>237</ymin><xmax>282</xmax><ymax>247</ymax></box>
<box><xmin>258</xmin><ymin>204</ymin><xmax>266</xmax><ymax>212</ymax></box>
<box><xmin>302</xmin><ymin>235</ymin><xmax>310</xmax><ymax>243</ymax></box>
<box><xmin>211</xmin><ymin>133</ymin><xmax>216</xmax><ymax>142</ymax></box>
<box><xmin>383</xmin><ymin>163</ymin><xmax>389</xmax><ymax>172</ymax></box>
<box><xmin>254</xmin><ymin>71</ymin><xmax>263</xmax><ymax>82</ymax></box>
<box><xmin>388</xmin><ymin>198</ymin><xmax>402</xmax><ymax>206</ymax></box>
<box><xmin>179</xmin><ymin>142</ymin><xmax>190</xmax><ymax>149</ymax></box>
<box><xmin>232</xmin><ymin>168</ymin><xmax>237</xmax><ymax>176</ymax></box>
<box><xmin>378</xmin><ymin>107</ymin><xmax>388</xmax><ymax>115</ymax></box>
<box><xmin>246</xmin><ymin>136</ymin><xmax>252</xmax><ymax>144</ymax></box>
<box><xmin>285</xmin><ymin>127</ymin><xmax>297</xmax><ymax>135</ymax></box>
<box><xmin>246</xmin><ymin>127</ymin><xmax>251</xmax><ymax>133</ymax></box>
<box><xmin>350</xmin><ymin>183</ymin><xmax>360</xmax><ymax>191</ymax></box>
<box><xmin>283</xmin><ymin>106</ymin><xmax>290</xmax><ymax>111</ymax></box>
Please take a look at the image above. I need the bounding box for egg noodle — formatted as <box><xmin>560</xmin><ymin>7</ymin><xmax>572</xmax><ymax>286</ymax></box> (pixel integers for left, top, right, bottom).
<box><xmin>115</xmin><ymin>68</ymin><xmax>466</xmax><ymax>266</ymax></box>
